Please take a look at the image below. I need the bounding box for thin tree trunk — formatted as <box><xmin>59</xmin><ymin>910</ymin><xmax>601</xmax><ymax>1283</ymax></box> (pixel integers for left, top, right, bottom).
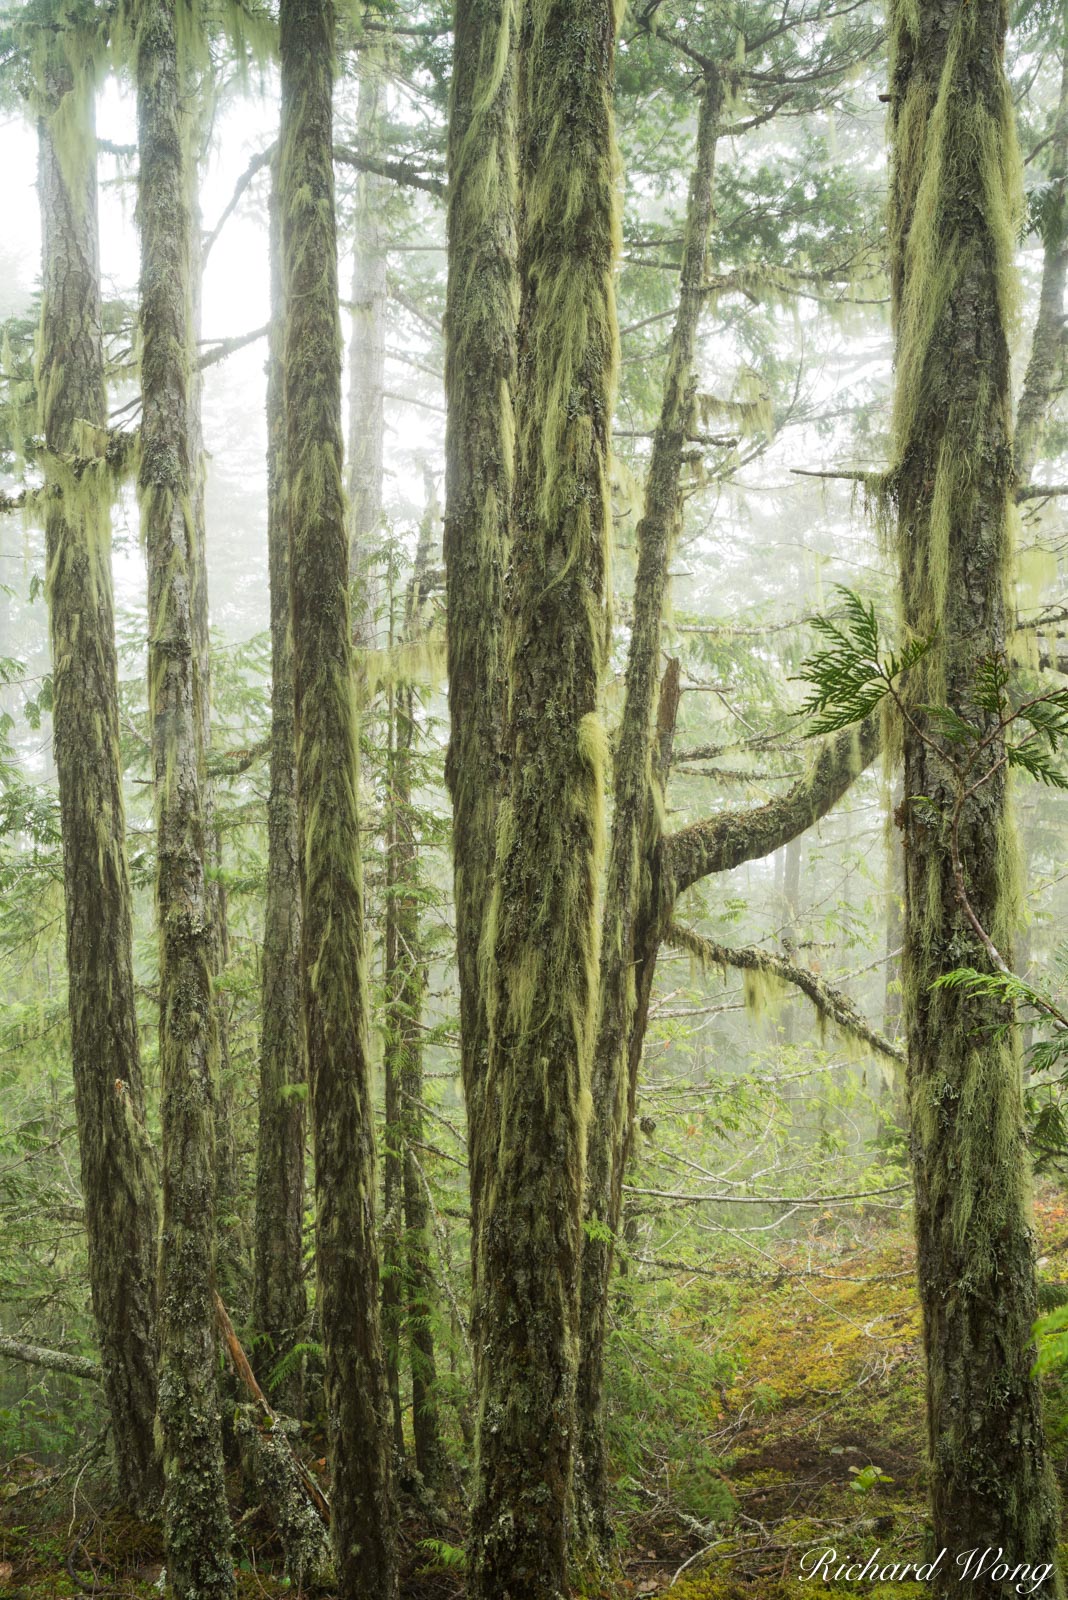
<box><xmin>347</xmin><ymin>42</ymin><xmax>387</xmax><ymax>647</ymax></box>
<box><xmin>187</xmin><ymin>91</ymin><xmax>243</xmax><ymax>1314</ymax></box>
<box><xmin>252</xmin><ymin>153</ymin><xmax>307</xmax><ymax>1411</ymax></box>
<box><xmin>136</xmin><ymin>0</ymin><xmax>233</xmax><ymax>1591</ymax></box>
<box><xmin>888</xmin><ymin>0</ymin><xmax>1063</xmax><ymax>1583</ymax></box>
<box><xmin>1014</xmin><ymin>0</ymin><xmax>1068</xmax><ymax>486</ymax></box>
<box><xmin>442</xmin><ymin>0</ymin><xmax>518</xmax><ymax>1275</ymax></box>
<box><xmin>392</xmin><ymin>479</ymin><xmax>442</xmax><ymax>1487</ymax></box>
<box><xmin>278</xmin><ymin>0</ymin><xmax>398</xmax><ymax>1594</ymax></box>
<box><xmin>382</xmin><ymin>665</ymin><xmax>407</xmax><ymax>1461</ymax></box>
<box><xmin>469</xmin><ymin>2</ymin><xmax>622</xmax><ymax>1593</ymax></box>
<box><xmin>577</xmin><ymin>66</ymin><xmax>720</xmax><ymax>1546</ymax></box>
<box><xmin>35</xmin><ymin>55</ymin><xmax>161</xmax><ymax>1520</ymax></box>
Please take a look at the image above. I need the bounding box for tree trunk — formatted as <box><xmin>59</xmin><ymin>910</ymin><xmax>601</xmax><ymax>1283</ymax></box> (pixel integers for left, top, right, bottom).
<box><xmin>468</xmin><ymin>2</ymin><xmax>622</xmax><ymax>1593</ymax></box>
<box><xmin>278</xmin><ymin>0</ymin><xmax>398</xmax><ymax>1594</ymax></box>
<box><xmin>382</xmin><ymin>670</ymin><xmax>407</xmax><ymax>1462</ymax></box>
<box><xmin>391</xmin><ymin>482</ymin><xmax>442</xmax><ymax>1488</ymax></box>
<box><xmin>1014</xmin><ymin>0</ymin><xmax>1068</xmax><ymax>486</ymax></box>
<box><xmin>347</xmin><ymin>43</ymin><xmax>387</xmax><ymax>647</ymax></box>
<box><xmin>186</xmin><ymin>92</ymin><xmax>243</xmax><ymax>1315</ymax></box>
<box><xmin>577</xmin><ymin>67</ymin><xmax>720</xmax><ymax>1546</ymax></box>
<box><xmin>442</xmin><ymin>0</ymin><xmax>518</xmax><ymax>1273</ymax></box>
<box><xmin>888</xmin><ymin>0</ymin><xmax>1063</xmax><ymax>1583</ymax></box>
<box><xmin>252</xmin><ymin>153</ymin><xmax>307</xmax><ymax>1412</ymax></box>
<box><xmin>136</xmin><ymin>0</ymin><xmax>234</xmax><ymax>1591</ymax></box>
<box><xmin>35</xmin><ymin>56</ymin><xmax>161</xmax><ymax>1520</ymax></box>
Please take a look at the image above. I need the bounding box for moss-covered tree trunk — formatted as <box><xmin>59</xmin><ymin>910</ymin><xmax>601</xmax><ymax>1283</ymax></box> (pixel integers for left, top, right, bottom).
<box><xmin>35</xmin><ymin>54</ymin><xmax>162</xmax><ymax>1521</ymax></box>
<box><xmin>468</xmin><ymin>3</ymin><xmax>621</xmax><ymax>1593</ymax></box>
<box><xmin>252</xmin><ymin>153</ymin><xmax>307</xmax><ymax>1410</ymax></box>
<box><xmin>136</xmin><ymin>0</ymin><xmax>234</xmax><ymax>1590</ymax></box>
<box><xmin>442</xmin><ymin>0</ymin><xmax>518</xmax><ymax>1269</ymax></box>
<box><xmin>888</xmin><ymin>0</ymin><xmax>1063</xmax><ymax>1584</ymax></box>
<box><xmin>278</xmin><ymin>0</ymin><xmax>397</xmax><ymax>1593</ymax></box>
<box><xmin>577</xmin><ymin>70</ymin><xmax>720</xmax><ymax>1545</ymax></box>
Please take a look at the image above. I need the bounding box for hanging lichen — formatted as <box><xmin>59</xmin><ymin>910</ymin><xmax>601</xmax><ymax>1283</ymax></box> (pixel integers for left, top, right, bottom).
<box><xmin>467</xmin><ymin>2</ymin><xmax>623</xmax><ymax>1595</ymax></box>
<box><xmin>277</xmin><ymin>0</ymin><xmax>397</xmax><ymax>1594</ymax></box>
<box><xmin>31</xmin><ymin>13</ymin><xmax>162</xmax><ymax>1520</ymax></box>
<box><xmin>134</xmin><ymin>0</ymin><xmax>235</xmax><ymax>1590</ymax></box>
<box><xmin>887</xmin><ymin>0</ymin><xmax>1064</xmax><ymax>1585</ymax></box>
<box><xmin>443</xmin><ymin>0</ymin><xmax>519</xmax><ymax>1280</ymax></box>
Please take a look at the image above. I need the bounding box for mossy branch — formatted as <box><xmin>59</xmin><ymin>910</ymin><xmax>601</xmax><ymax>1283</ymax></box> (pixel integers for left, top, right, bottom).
<box><xmin>0</xmin><ymin>1334</ymin><xmax>101</xmax><ymax>1382</ymax></box>
<box><xmin>665</xmin><ymin>921</ymin><xmax>904</xmax><ymax>1066</ymax></box>
<box><xmin>666</xmin><ymin>716</ymin><xmax>879</xmax><ymax>894</ymax></box>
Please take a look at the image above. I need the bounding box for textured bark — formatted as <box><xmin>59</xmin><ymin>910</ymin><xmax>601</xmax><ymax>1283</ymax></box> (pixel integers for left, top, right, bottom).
<box><xmin>252</xmin><ymin>154</ymin><xmax>307</xmax><ymax>1410</ymax></box>
<box><xmin>0</xmin><ymin>1335</ymin><xmax>102</xmax><ymax>1383</ymax></box>
<box><xmin>232</xmin><ymin>1408</ymin><xmax>334</xmax><ymax>1594</ymax></box>
<box><xmin>577</xmin><ymin>72</ymin><xmax>720</xmax><ymax>1545</ymax></box>
<box><xmin>35</xmin><ymin>61</ymin><xmax>162</xmax><ymax>1519</ymax></box>
<box><xmin>278</xmin><ymin>0</ymin><xmax>398</xmax><ymax>1594</ymax></box>
<box><xmin>468</xmin><ymin>2</ymin><xmax>622</xmax><ymax>1594</ymax></box>
<box><xmin>382</xmin><ymin>489</ymin><xmax>441</xmax><ymax>1484</ymax></box>
<box><xmin>136</xmin><ymin>0</ymin><xmax>234</xmax><ymax>1591</ymax></box>
<box><xmin>347</xmin><ymin>45</ymin><xmax>387</xmax><ymax>647</ymax></box>
<box><xmin>888</xmin><ymin>0</ymin><xmax>1063</xmax><ymax>1585</ymax></box>
<box><xmin>442</xmin><ymin>0</ymin><xmax>518</xmax><ymax>1271</ymax></box>
<box><xmin>1014</xmin><ymin>1</ymin><xmax>1068</xmax><ymax>486</ymax></box>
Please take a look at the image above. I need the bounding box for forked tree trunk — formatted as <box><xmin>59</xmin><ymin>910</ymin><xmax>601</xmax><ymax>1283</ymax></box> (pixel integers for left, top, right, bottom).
<box><xmin>888</xmin><ymin>0</ymin><xmax>1062</xmax><ymax>1584</ymax></box>
<box><xmin>136</xmin><ymin>0</ymin><xmax>233</xmax><ymax>1591</ymax></box>
<box><xmin>468</xmin><ymin>2</ymin><xmax>622</xmax><ymax>1593</ymax></box>
<box><xmin>35</xmin><ymin>53</ymin><xmax>161</xmax><ymax>1520</ymax></box>
<box><xmin>278</xmin><ymin>0</ymin><xmax>397</xmax><ymax>1593</ymax></box>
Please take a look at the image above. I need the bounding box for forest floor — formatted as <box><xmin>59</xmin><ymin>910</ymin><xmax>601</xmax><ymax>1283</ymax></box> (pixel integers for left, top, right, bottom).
<box><xmin>3</xmin><ymin>1192</ymin><xmax>1068</xmax><ymax>1600</ymax></box>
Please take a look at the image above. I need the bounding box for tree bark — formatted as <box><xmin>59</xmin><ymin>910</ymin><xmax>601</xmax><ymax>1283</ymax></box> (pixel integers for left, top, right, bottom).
<box><xmin>278</xmin><ymin>0</ymin><xmax>398</xmax><ymax>1594</ymax></box>
<box><xmin>35</xmin><ymin>55</ymin><xmax>162</xmax><ymax>1520</ymax></box>
<box><xmin>252</xmin><ymin>153</ymin><xmax>307</xmax><ymax>1412</ymax></box>
<box><xmin>888</xmin><ymin>0</ymin><xmax>1063</xmax><ymax>1583</ymax></box>
<box><xmin>576</xmin><ymin>71</ymin><xmax>719</xmax><ymax>1544</ymax></box>
<box><xmin>136</xmin><ymin>0</ymin><xmax>234</xmax><ymax>1591</ymax></box>
<box><xmin>442</xmin><ymin>0</ymin><xmax>518</xmax><ymax>1275</ymax></box>
<box><xmin>468</xmin><ymin>2</ymin><xmax>622</xmax><ymax>1593</ymax></box>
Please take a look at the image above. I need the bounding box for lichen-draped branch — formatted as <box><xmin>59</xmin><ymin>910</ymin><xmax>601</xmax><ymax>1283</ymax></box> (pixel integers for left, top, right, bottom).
<box><xmin>468</xmin><ymin>1</ymin><xmax>623</xmax><ymax>1593</ymax></box>
<box><xmin>666</xmin><ymin>717</ymin><xmax>879</xmax><ymax>895</ymax></box>
<box><xmin>666</xmin><ymin>922</ymin><xmax>905</xmax><ymax>1066</ymax></box>
<box><xmin>278</xmin><ymin>0</ymin><xmax>397</xmax><ymax>1593</ymax></box>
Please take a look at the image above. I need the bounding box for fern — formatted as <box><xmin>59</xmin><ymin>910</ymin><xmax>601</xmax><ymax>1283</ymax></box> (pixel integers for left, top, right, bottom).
<box><xmin>795</xmin><ymin>586</ymin><xmax>930</xmax><ymax>734</ymax></box>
